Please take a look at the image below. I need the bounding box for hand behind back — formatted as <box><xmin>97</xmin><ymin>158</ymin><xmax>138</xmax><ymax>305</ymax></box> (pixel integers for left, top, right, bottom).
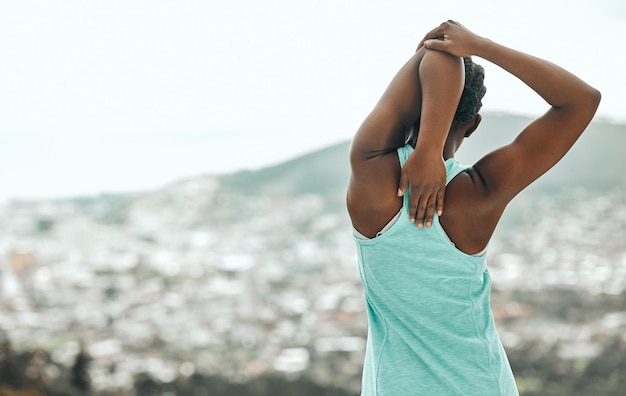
<box><xmin>398</xmin><ymin>150</ymin><xmax>446</xmax><ymax>228</ymax></box>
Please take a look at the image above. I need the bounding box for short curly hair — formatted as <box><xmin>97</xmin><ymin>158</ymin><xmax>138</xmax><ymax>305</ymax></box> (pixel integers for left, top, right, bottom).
<box><xmin>406</xmin><ymin>57</ymin><xmax>486</xmax><ymax>146</ymax></box>
<box><xmin>454</xmin><ymin>57</ymin><xmax>486</xmax><ymax>125</ymax></box>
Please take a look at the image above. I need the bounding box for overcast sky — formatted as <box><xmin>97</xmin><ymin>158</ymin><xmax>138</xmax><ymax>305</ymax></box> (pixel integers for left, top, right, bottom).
<box><xmin>1</xmin><ymin>0</ymin><xmax>624</xmax><ymax>201</ymax></box>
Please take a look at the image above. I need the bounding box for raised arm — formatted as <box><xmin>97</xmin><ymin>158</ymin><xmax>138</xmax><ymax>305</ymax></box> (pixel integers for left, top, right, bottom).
<box><xmin>423</xmin><ymin>21</ymin><xmax>601</xmax><ymax>206</ymax></box>
<box><xmin>348</xmin><ymin>49</ymin><xmax>464</xmax><ymax>237</ymax></box>
<box><xmin>398</xmin><ymin>50</ymin><xmax>464</xmax><ymax>227</ymax></box>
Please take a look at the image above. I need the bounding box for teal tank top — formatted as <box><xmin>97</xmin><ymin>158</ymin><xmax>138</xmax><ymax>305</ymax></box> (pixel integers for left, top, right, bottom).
<box><xmin>353</xmin><ymin>145</ymin><xmax>519</xmax><ymax>396</ymax></box>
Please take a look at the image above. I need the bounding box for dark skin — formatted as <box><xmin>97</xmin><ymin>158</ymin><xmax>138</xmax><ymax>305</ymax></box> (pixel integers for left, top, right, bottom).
<box><xmin>347</xmin><ymin>21</ymin><xmax>601</xmax><ymax>254</ymax></box>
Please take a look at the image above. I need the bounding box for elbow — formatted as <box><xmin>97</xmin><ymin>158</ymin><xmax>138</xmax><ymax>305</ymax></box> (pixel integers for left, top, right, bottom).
<box><xmin>590</xmin><ymin>87</ymin><xmax>602</xmax><ymax>108</ymax></box>
<box><xmin>574</xmin><ymin>85</ymin><xmax>601</xmax><ymax>118</ymax></box>
<box><xmin>349</xmin><ymin>138</ymin><xmax>372</xmax><ymax>167</ymax></box>
<box><xmin>583</xmin><ymin>82</ymin><xmax>601</xmax><ymax>108</ymax></box>
<box><xmin>557</xmin><ymin>85</ymin><xmax>601</xmax><ymax>114</ymax></box>
<box><xmin>583</xmin><ymin>86</ymin><xmax>602</xmax><ymax>118</ymax></box>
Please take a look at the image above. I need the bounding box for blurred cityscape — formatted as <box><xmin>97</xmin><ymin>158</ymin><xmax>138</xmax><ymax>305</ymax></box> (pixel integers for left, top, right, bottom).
<box><xmin>2</xmin><ymin>114</ymin><xmax>626</xmax><ymax>394</ymax></box>
<box><xmin>1</xmin><ymin>175</ymin><xmax>625</xmax><ymax>394</ymax></box>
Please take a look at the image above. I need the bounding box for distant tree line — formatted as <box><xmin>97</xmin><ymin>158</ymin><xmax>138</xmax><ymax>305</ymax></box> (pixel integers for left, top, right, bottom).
<box><xmin>1</xmin><ymin>334</ymin><xmax>625</xmax><ymax>395</ymax></box>
<box><xmin>508</xmin><ymin>335</ymin><xmax>626</xmax><ymax>395</ymax></box>
<box><xmin>0</xmin><ymin>335</ymin><xmax>355</xmax><ymax>396</ymax></box>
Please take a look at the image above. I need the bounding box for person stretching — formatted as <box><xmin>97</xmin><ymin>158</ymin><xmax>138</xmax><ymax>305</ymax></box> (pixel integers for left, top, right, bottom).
<box><xmin>347</xmin><ymin>20</ymin><xmax>600</xmax><ymax>395</ymax></box>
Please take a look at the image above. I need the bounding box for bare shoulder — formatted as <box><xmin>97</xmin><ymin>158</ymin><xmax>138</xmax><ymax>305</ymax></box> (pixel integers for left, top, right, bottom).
<box><xmin>438</xmin><ymin>167</ymin><xmax>506</xmax><ymax>255</ymax></box>
<box><xmin>347</xmin><ymin>149</ymin><xmax>403</xmax><ymax>239</ymax></box>
<box><xmin>347</xmin><ymin>49</ymin><xmax>466</xmax><ymax>237</ymax></box>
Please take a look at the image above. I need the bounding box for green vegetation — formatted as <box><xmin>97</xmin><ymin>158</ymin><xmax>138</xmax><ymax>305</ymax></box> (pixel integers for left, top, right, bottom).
<box><xmin>2</xmin><ymin>319</ymin><xmax>626</xmax><ymax>395</ymax></box>
<box><xmin>508</xmin><ymin>336</ymin><xmax>626</xmax><ymax>396</ymax></box>
<box><xmin>222</xmin><ymin>142</ymin><xmax>351</xmax><ymax>210</ymax></box>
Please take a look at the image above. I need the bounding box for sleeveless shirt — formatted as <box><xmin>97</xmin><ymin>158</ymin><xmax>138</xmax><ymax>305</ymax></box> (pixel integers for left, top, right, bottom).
<box><xmin>353</xmin><ymin>144</ymin><xmax>519</xmax><ymax>395</ymax></box>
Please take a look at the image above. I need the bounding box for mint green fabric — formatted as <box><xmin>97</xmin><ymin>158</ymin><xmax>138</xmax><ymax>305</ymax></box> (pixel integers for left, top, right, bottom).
<box><xmin>353</xmin><ymin>145</ymin><xmax>518</xmax><ymax>395</ymax></box>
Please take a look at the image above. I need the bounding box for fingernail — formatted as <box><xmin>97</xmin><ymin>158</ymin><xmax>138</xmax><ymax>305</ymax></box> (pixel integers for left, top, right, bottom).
<box><xmin>417</xmin><ymin>223</ymin><xmax>423</xmax><ymax>229</ymax></box>
<box><xmin>437</xmin><ymin>210</ymin><xmax>442</xmax><ymax>216</ymax></box>
<box><xmin>410</xmin><ymin>218</ymin><xmax>415</xmax><ymax>223</ymax></box>
<box><xmin>397</xmin><ymin>189</ymin><xmax>402</xmax><ymax>196</ymax></box>
<box><xmin>426</xmin><ymin>221</ymin><xmax>432</xmax><ymax>228</ymax></box>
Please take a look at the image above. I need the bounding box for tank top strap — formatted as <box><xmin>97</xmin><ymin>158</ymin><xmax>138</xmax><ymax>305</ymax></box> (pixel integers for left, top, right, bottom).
<box><xmin>397</xmin><ymin>144</ymin><xmax>413</xmax><ymax>167</ymax></box>
<box><xmin>397</xmin><ymin>144</ymin><xmax>469</xmax><ymax>210</ymax></box>
<box><xmin>397</xmin><ymin>144</ymin><xmax>469</xmax><ymax>186</ymax></box>
<box><xmin>444</xmin><ymin>158</ymin><xmax>470</xmax><ymax>186</ymax></box>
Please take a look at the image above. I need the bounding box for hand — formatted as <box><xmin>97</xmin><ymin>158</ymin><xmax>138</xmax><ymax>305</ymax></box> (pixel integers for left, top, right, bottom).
<box><xmin>416</xmin><ymin>20</ymin><xmax>483</xmax><ymax>58</ymax></box>
<box><xmin>397</xmin><ymin>150</ymin><xmax>446</xmax><ymax>228</ymax></box>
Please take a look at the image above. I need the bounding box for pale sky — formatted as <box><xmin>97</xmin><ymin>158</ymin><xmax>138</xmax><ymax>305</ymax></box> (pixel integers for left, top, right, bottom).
<box><xmin>1</xmin><ymin>0</ymin><xmax>624</xmax><ymax>201</ymax></box>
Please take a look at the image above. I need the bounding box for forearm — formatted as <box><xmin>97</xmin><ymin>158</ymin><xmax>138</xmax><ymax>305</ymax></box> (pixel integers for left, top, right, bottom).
<box><xmin>396</xmin><ymin>50</ymin><xmax>463</xmax><ymax>225</ymax></box>
<box><xmin>473</xmin><ymin>38</ymin><xmax>600</xmax><ymax>110</ymax></box>
<box><xmin>413</xmin><ymin>49</ymin><xmax>464</xmax><ymax>156</ymax></box>
<box><xmin>419</xmin><ymin>20</ymin><xmax>601</xmax><ymax>207</ymax></box>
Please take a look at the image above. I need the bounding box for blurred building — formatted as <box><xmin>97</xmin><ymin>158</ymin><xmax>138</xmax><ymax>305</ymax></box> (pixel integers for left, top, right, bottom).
<box><xmin>10</xmin><ymin>250</ymin><xmax>35</xmax><ymax>276</ymax></box>
<box><xmin>1</xmin><ymin>250</ymin><xmax>35</xmax><ymax>299</ymax></box>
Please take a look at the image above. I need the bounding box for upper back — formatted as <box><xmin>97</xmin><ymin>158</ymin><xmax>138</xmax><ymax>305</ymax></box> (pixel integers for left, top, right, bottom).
<box><xmin>401</xmin><ymin>144</ymin><xmax>505</xmax><ymax>255</ymax></box>
<box><xmin>438</xmin><ymin>165</ymin><xmax>504</xmax><ymax>255</ymax></box>
<box><xmin>349</xmin><ymin>143</ymin><xmax>504</xmax><ymax>256</ymax></box>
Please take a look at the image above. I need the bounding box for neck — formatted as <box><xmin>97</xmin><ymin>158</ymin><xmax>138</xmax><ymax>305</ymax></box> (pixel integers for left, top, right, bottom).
<box><xmin>443</xmin><ymin>138</ymin><xmax>461</xmax><ymax>160</ymax></box>
<box><xmin>442</xmin><ymin>133</ymin><xmax>464</xmax><ymax>160</ymax></box>
<box><xmin>443</xmin><ymin>145</ymin><xmax>456</xmax><ymax>160</ymax></box>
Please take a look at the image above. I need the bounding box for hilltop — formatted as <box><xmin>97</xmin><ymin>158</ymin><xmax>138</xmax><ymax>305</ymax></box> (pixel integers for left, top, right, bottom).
<box><xmin>53</xmin><ymin>113</ymin><xmax>625</xmax><ymax>227</ymax></box>
<box><xmin>222</xmin><ymin>113</ymin><xmax>626</xmax><ymax>209</ymax></box>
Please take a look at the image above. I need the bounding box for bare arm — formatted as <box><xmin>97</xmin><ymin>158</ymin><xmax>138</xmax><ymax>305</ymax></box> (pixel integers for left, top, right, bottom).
<box><xmin>423</xmin><ymin>21</ymin><xmax>601</xmax><ymax>207</ymax></box>
<box><xmin>398</xmin><ymin>50</ymin><xmax>464</xmax><ymax>227</ymax></box>
<box><xmin>347</xmin><ymin>49</ymin><xmax>464</xmax><ymax>236</ymax></box>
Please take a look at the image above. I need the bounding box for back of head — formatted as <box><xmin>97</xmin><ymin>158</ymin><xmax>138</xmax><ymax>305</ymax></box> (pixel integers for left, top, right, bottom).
<box><xmin>454</xmin><ymin>57</ymin><xmax>487</xmax><ymax>125</ymax></box>
<box><xmin>407</xmin><ymin>57</ymin><xmax>487</xmax><ymax>146</ymax></box>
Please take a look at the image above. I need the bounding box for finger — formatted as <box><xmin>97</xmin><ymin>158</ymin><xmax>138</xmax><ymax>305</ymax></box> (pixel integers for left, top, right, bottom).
<box><xmin>408</xmin><ymin>188</ymin><xmax>422</xmax><ymax>223</ymax></box>
<box><xmin>414</xmin><ymin>193</ymin><xmax>429</xmax><ymax>229</ymax></box>
<box><xmin>419</xmin><ymin>23</ymin><xmax>445</xmax><ymax>47</ymax></box>
<box><xmin>436</xmin><ymin>186</ymin><xmax>445</xmax><ymax>216</ymax></box>
<box><xmin>398</xmin><ymin>170</ymin><xmax>408</xmax><ymax>196</ymax></box>
<box><xmin>424</xmin><ymin>38</ymin><xmax>448</xmax><ymax>52</ymax></box>
<box><xmin>418</xmin><ymin>21</ymin><xmax>449</xmax><ymax>49</ymax></box>
<box><xmin>422</xmin><ymin>194</ymin><xmax>437</xmax><ymax>228</ymax></box>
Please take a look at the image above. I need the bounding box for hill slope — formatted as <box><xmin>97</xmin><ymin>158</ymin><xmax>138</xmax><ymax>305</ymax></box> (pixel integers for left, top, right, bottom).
<box><xmin>222</xmin><ymin>142</ymin><xmax>351</xmax><ymax>209</ymax></box>
<box><xmin>223</xmin><ymin>114</ymin><xmax>626</xmax><ymax>209</ymax></box>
